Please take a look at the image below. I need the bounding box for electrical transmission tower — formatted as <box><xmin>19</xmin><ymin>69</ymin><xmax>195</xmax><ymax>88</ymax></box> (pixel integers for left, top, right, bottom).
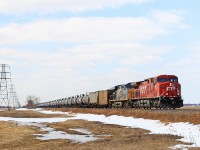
<box><xmin>10</xmin><ymin>84</ymin><xmax>21</xmax><ymax>108</ymax></box>
<box><xmin>0</xmin><ymin>64</ymin><xmax>20</xmax><ymax>108</ymax></box>
<box><xmin>0</xmin><ymin>64</ymin><xmax>11</xmax><ymax>107</ymax></box>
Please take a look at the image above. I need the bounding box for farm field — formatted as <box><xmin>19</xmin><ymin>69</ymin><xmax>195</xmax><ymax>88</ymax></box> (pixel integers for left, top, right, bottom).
<box><xmin>0</xmin><ymin>108</ymin><xmax>200</xmax><ymax>150</ymax></box>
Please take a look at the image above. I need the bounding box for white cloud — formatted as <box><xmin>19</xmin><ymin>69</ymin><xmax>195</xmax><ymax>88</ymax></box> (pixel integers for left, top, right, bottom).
<box><xmin>0</xmin><ymin>0</ymin><xmax>150</xmax><ymax>15</ymax></box>
<box><xmin>151</xmin><ymin>10</ymin><xmax>182</xmax><ymax>24</ymax></box>
<box><xmin>121</xmin><ymin>55</ymin><xmax>162</xmax><ymax>65</ymax></box>
<box><xmin>0</xmin><ymin>14</ymin><xmax>185</xmax><ymax>45</ymax></box>
<box><xmin>0</xmin><ymin>43</ymin><xmax>169</xmax><ymax>68</ymax></box>
<box><xmin>151</xmin><ymin>9</ymin><xmax>189</xmax><ymax>29</ymax></box>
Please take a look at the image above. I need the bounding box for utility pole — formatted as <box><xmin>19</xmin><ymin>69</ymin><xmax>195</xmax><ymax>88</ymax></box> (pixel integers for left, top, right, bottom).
<box><xmin>0</xmin><ymin>64</ymin><xmax>11</xmax><ymax>108</ymax></box>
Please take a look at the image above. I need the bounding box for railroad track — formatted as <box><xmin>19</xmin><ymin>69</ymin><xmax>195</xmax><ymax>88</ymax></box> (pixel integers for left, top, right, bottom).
<box><xmin>55</xmin><ymin>106</ymin><xmax>200</xmax><ymax>114</ymax></box>
<box><xmin>135</xmin><ymin>108</ymin><xmax>200</xmax><ymax>114</ymax></box>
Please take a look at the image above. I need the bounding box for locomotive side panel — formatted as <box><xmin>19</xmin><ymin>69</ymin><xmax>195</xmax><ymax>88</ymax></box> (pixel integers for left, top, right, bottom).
<box><xmin>136</xmin><ymin>79</ymin><xmax>158</xmax><ymax>99</ymax></box>
<box><xmin>116</xmin><ymin>87</ymin><xmax>128</xmax><ymax>101</ymax></box>
<box><xmin>128</xmin><ymin>88</ymin><xmax>135</xmax><ymax>99</ymax></box>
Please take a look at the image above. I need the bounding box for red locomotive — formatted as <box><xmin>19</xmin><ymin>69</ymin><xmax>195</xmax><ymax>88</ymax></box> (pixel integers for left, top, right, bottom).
<box><xmin>131</xmin><ymin>75</ymin><xmax>183</xmax><ymax>109</ymax></box>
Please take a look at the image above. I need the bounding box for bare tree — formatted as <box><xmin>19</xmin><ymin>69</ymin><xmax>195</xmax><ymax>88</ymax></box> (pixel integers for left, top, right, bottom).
<box><xmin>26</xmin><ymin>95</ymin><xmax>40</xmax><ymax>109</ymax></box>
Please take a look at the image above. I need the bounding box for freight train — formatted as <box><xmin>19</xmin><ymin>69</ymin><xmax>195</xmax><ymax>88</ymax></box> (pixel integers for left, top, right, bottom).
<box><xmin>37</xmin><ymin>75</ymin><xmax>183</xmax><ymax>109</ymax></box>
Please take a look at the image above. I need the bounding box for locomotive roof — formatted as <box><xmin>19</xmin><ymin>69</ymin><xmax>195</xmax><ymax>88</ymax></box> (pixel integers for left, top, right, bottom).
<box><xmin>138</xmin><ymin>74</ymin><xmax>178</xmax><ymax>83</ymax></box>
<box><xmin>144</xmin><ymin>74</ymin><xmax>178</xmax><ymax>80</ymax></box>
<box><xmin>156</xmin><ymin>74</ymin><xmax>178</xmax><ymax>78</ymax></box>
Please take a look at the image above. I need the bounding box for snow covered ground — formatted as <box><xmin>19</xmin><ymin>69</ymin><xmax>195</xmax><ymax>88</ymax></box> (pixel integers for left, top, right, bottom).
<box><xmin>0</xmin><ymin>108</ymin><xmax>200</xmax><ymax>149</ymax></box>
<box><xmin>36</xmin><ymin>109</ymin><xmax>200</xmax><ymax>149</ymax></box>
<box><xmin>74</xmin><ymin>114</ymin><xmax>200</xmax><ymax>149</ymax></box>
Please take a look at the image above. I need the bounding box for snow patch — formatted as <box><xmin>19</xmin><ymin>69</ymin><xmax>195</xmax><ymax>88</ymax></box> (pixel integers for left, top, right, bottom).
<box><xmin>35</xmin><ymin>109</ymin><xmax>200</xmax><ymax>149</ymax></box>
<box><xmin>68</xmin><ymin>128</ymin><xmax>93</xmax><ymax>135</ymax></box>
<box><xmin>1</xmin><ymin>109</ymin><xmax>200</xmax><ymax>149</ymax></box>
<box><xmin>0</xmin><ymin>116</ymin><xmax>100</xmax><ymax>143</ymax></box>
<box><xmin>36</xmin><ymin>130</ymin><xmax>99</xmax><ymax>143</ymax></box>
<box><xmin>73</xmin><ymin>114</ymin><xmax>200</xmax><ymax>149</ymax></box>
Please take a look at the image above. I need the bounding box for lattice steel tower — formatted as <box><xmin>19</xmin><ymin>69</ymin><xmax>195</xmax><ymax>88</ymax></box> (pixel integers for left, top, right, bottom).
<box><xmin>0</xmin><ymin>64</ymin><xmax>11</xmax><ymax>107</ymax></box>
<box><xmin>0</xmin><ymin>64</ymin><xmax>21</xmax><ymax>108</ymax></box>
<box><xmin>10</xmin><ymin>84</ymin><xmax>21</xmax><ymax>108</ymax></box>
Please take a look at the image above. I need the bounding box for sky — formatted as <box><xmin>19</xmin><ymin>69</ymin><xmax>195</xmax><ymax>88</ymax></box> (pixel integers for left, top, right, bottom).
<box><xmin>0</xmin><ymin>0</ymin><xmax>199</xmax><ymax>105</ymax></box>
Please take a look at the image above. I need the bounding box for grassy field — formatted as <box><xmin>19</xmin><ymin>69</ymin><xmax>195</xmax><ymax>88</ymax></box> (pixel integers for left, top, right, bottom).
<box><xmin>51</xmin><ymin>107</ymin><xmax>200</xmax><ymax>125</ymax></box>
<box><xmin>181</xmin><ymin>106</ymin><xmax>200</xmax><ymax>110</ymax></box>
<box><xmin>0</xmin><ymin>121</ymin><xmax>74</xmax><ymax>150</ymax></box>
<box><xmin>0</xmin><ymin>108</ymin><xmax>199</xmax><ymax>150</ymax></box>
<box><xmin>49</xmin><ymin>120</ymin><xmax>184</xmax><ymax>150</ymax></box>
<box><xmin>0</xmin><ymin>109</ymin><xmax>68</xmax><ymax>118</ymax></box>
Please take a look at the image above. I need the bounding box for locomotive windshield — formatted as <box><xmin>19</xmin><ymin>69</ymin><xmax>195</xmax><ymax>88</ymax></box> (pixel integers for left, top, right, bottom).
<box><xmin>169</xmin><ymin>78</ymin><xmax>178</xmax><ymax>82</ymax></box>
<box><xmin>157</xmin><ymin>78</ymin><xmax>168</xmax><ymax>82</ymax></box>
<box><xmin>157</xmin><ymin>78</ymin><xmax>178</xmax><ymax>82</ymax></box>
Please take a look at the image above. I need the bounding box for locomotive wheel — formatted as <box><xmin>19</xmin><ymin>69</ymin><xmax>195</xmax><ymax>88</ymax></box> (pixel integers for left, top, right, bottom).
<box><xmin>124</xmin><ymin>101</ymin><xmax>131</xmax><ymax>109</ymax></box>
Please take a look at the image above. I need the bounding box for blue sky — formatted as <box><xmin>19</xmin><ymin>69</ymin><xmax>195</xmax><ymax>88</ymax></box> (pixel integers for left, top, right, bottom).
<box><xmin>0</xmin><ymin>0</ymin><xmax>199</xmax><ymax>105</ymax></box>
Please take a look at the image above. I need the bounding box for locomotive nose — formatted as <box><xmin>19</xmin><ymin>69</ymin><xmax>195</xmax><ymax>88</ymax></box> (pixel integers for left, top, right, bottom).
<box><xmin>166</xmin><ymin>84</ymin><xmax>178</xmax><ymax>97</ymax></box>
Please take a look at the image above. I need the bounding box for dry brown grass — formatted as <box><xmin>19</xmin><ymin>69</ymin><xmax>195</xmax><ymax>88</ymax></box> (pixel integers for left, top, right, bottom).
<box><xmin>0</xmin><ymin>110</ymin><xmax>68</xmax><ymax>118</ymax></box>
<box><xmin>181</xmin><ymin>106</ymin><xmax>200</xmax><ymax>110</ymax></box>
<box><xmin>0</xmin><ymin>121</ymin><xmax>41</xmax><ymax>149</ymax></box>
<box><xmin>0</xmin><ymin>109</ymin><xmax>199</xmax><ymax>150</ymax></box>
<box><xmin>50</xmin><ymin>108</ymin><xmax>200</xmax><ymax>124</ymax></box>
<box><xmin>0</xmin><ymin>119</ymin><xmax>186</xmax><ymax>150</ymax></box>
<box><xmin>0</xmin><ymin>121</ymin><xmax>77</xmax><ymax>150</ymax></box>
<box><xmin>49</xmin><ymin>119</ymin><xmax>188</xmax><ymax>150</ymax></box>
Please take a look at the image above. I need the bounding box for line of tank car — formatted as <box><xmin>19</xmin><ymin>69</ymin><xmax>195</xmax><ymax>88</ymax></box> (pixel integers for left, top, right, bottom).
<box><xmin>38</xmin><ymin>75</ymin><xmax>183</xmax><ymax>109</ymax></box>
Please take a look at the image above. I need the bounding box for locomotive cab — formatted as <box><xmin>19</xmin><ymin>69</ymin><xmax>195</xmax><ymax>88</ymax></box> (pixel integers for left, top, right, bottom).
<box><xmin>156</xmin><ymin>75</ymin><xmax>183</xmax><ymax>108</ymax></box>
